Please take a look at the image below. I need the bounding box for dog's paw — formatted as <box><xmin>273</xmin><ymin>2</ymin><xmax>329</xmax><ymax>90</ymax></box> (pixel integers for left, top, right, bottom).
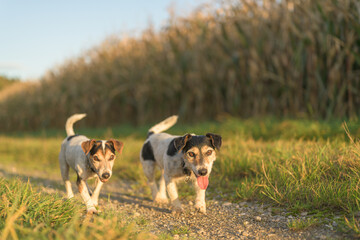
<box><xmin>195</xmin><ymin>204</ymin><xmax>206</xmax><ymax>214</ymax></box>
<box><xmin>86</xmin><ymin>207</ymin><xmax>98</xmax><ymax>215</ymax></box>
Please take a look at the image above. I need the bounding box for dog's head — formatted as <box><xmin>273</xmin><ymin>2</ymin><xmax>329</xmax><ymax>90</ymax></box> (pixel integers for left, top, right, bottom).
<box><xmin>81</xmin><ymin>139</ymin><xmax>124</xmax><ymax>183</ymax></box>
<box><xmin>173</xmin><ymin>133</ymin><xmax>222</xmax><ymax>190</ymax></box>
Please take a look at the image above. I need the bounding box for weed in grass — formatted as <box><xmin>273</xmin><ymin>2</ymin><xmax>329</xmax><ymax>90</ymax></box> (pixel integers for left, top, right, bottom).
<box><xmin>157</xmin><ymin>232</ymin><xmax>173</xmax><ymax>240</ymax></box>
<box><xmin>170</xmin><ymin>225</ymin><xmax>190</xmax><ymax>235</ymax></box>
<box><xmin>288</xmin><ymin>218</ymin><xmax>319</xmax><ymax>231</ymax></box>
<box><xmin>344</xmin><ymin>216</ymin><xmax>360</xmax><ymax>237</ymax></box>
<box><xmin>135</xmin><ymin>216</ymin><xmax>149</xmax><ymax>226</ymax></box>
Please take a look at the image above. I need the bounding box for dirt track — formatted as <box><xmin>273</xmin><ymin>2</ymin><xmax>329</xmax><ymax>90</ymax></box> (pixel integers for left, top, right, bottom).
<box><xmin>0</xmin><ymin>165</ymin><xmax>352</xmax><ymax>239</ymax></box>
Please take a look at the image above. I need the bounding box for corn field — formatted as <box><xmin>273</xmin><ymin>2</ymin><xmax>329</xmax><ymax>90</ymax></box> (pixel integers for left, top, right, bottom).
<box><xmin>0</xmin><ymin>0</ymin><xmax>359</xmax><ymax>131</ymax></box>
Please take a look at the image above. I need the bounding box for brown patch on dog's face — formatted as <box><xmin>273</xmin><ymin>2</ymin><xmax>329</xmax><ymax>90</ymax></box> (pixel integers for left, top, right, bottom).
<box><xmin>184</xmin><ymin>144</ymin><xmax>217</xmax><ymax>177</ymax></box>
<box><xmin>185</xmin><ymin>146</ymin><xmax>216</xmax><ymax>165</ymax></box>
<box><xmin>200</xmin><ymin>145</ymin><xmax>216</xmax><ymax>162</ymax></box>
<box><xmin>86</xmin><ymin>140</ymin><xmax>121</xmax><ymax>182</ymax></box>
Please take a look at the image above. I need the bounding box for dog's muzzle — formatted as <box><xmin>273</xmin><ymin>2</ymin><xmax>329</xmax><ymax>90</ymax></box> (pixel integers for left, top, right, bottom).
<box><xmin>198</xmin><ymin>168</ymin><xmax>208</xmax><ymax>176</ymax></box>
<box><xmin>99</xmin><ymin>172</ymin><xmax>111</xmax><ymax>182</ymax></box>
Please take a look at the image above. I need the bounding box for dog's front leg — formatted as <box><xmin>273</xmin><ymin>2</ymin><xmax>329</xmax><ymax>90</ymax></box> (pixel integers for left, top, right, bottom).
<box><xmin>86</xmin><ymin>182</ymin><xmax>93</xmax><ymax>196</ymax></box>
<box><xmin>193</xmin><ymin>178</ymin><xmax>206</xmax><ymax>214</ymax></box>
<box><xmin>165</xmin><ymin>175</ymin><xmax>182</xmax><ymax>212</ymax></box>
<box><xmin>77</xmin><ymin>176</ymin><xmax>97</xmax><ymax>214</ymax></box>
<box><xmin>91</xmin><ymin>177</ymin><xmax>103</xmax><ymax>206</ymax></box>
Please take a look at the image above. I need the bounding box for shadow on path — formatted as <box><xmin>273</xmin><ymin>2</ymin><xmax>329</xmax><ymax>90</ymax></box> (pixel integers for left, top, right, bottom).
<box><xmin>103</xmin><ymin>191</ymin><xmax>171</xmax><ymax>213</ymax></box>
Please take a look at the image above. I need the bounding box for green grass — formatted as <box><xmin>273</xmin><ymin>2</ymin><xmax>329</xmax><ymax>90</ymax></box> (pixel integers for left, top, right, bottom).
<box><xmin>5</xmin><ymin>116</ymin><xmax>360</xmax><ymax>140</ymax></box>
<box><xmin>1</xmin><ymin>117</ymin><xmax>360</xmax><ymax>237</ymax></box>
<box><xmin>0</xmin><ymin>177</ymin><xmax>154</xmax><ymax>240</ymax></box>
<box><xmin>345</xmin><ymin>216</ymin><xmax>360</xmax><ymax>237</ymax></box>
<box><xmin>170</xmin><ymin>226</ymin><xmax>190</xmax><ymax>235</ymax></box>
<box><xmin>287</xmin><ymin>218</ymin><xmax>319</xmax><ymax>231</ymax></box>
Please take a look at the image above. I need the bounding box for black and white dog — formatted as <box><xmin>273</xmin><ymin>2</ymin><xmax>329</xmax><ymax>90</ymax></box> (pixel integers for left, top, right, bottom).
<box><xmin>140</xmin><ymin>116</ymin><xmax>222</xmax><ymax>213</ymax></box>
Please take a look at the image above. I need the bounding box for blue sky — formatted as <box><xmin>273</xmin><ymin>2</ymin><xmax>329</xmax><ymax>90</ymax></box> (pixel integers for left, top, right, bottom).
<box><xmin>0</xmin><ymin>0</ymin><xmax>207</xmax><ymax>80</ymax></box>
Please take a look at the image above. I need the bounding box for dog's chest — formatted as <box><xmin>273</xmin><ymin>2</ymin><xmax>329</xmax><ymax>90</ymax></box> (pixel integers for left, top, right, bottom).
<box><xmin>81</xmin><ymin>171</ymin><xmax>97</xmax><ymax>180</ymax></box>
<box><xmin>166</xmin><ymin>157</ymin><xmax>187</xmax><ymax>178</ymax></box>
<box><xmin>76</xmin><ymin>163</ymin><xmax>97</xmax><ymax>179</ymax></box>
<box><xmin>84</xmin><ymin>165</ymin><xmax>98</xmax><ymax>178</ymax></box>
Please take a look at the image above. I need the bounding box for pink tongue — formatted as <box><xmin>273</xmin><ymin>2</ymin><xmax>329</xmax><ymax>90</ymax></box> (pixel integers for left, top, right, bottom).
<box><xmin>197</xmin><ymin>176</ymin><xmax>209</xmax><ymax>190</ymax></box>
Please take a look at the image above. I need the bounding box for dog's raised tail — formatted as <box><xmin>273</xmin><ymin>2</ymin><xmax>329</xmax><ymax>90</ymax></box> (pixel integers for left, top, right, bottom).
<box><xmin>65</xmin><ymin>113</ymin><xmax>87</xmax><ymax>136</ymax></box>
<box><xmin>148</xmin><ymin>115</ymin><xmax>178</xmax><ymax>137</ymax></box>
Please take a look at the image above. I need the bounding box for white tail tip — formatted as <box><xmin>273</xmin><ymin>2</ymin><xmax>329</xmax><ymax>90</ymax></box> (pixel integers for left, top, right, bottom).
<box><xmin>65</xmin><ymin>113</ymin><xmax>87</xmax><ymax>136</ymax></box>
<box><xmin>148</xmin><ymin>115</ymin><xmax>178</xmax><ymax>134</ymax></box>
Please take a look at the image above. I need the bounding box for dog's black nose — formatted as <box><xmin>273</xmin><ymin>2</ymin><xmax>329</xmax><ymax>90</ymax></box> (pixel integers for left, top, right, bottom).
<box><xmin>198</xmin><ymin>169</ymin><xmax>208</xmax><ymax>176</ymax></box>
<box><xmin>102</xmin><ymin>172</ymin><xmax>110</xmax><ymax>179</ymax></box>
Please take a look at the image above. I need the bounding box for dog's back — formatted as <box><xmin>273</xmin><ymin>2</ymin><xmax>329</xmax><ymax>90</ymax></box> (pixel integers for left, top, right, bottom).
<box><xmin>141</xmin><ymin>116</ymin><xmax>179</xmax><ymax>163</ymax></box>
<box><xmin>61</xmin><ymin>135</ymin><xmax>88</xmax><ymax>164</ymax></box>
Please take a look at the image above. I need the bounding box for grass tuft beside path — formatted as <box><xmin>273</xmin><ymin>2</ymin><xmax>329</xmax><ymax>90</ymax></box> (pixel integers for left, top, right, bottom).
<box><xmin>0</xmin><ymin>177</ymin><xmax>154</xmax><ymax>239</ymax></box>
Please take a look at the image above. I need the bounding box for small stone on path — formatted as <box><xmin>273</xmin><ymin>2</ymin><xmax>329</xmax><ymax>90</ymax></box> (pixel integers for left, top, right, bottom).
<box><xmin>223</xmin><ymin>202</ymin><xmax>232</xmax><ymax>207</ymax></box>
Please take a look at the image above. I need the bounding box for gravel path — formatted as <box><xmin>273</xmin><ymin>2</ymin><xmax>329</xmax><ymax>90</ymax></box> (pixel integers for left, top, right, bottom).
<box><xmin>0</xmin><ymin>165</ymin><xmax>353</xmax><ymax>239</ymax></box>
<box><xmin>101</xmin><ymin>182</ymin><xmax>349</xmax><ymax>240</ymax></box>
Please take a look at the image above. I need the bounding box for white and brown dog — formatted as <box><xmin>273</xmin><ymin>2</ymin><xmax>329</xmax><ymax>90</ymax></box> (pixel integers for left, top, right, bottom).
<box><xmin>59</xmin><ymin>113</ymin><xmax>123</xmax><ymax>214</ymax></box>
<box><xmin>140</xmin><ymin>116</ymin><xmax>222</xmax><ymax>213</ymax></box>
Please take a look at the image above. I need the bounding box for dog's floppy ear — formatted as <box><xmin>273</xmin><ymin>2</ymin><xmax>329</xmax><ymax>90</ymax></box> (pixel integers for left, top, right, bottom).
<box><xmin>174</xmin><ymin>134</ymin><xmax>192</xmax><ymax>151</ymax></box>
<box><xmin>206</xmin><ymin>133</ymin><xmax>222</xmax><ymax>150</ymax></box>
<box><xmin>81</xmin><ymin>139</ymin><xmax>97</xmax><ymax>155</ymax></box>
<box><xmin>106</xmin><ymin>139</ymin><xmax>124</xmax><ymax>154</ymax></box>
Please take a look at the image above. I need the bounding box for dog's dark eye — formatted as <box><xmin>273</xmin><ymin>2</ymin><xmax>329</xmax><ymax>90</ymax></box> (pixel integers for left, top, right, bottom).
<box><xmin>206</xmin><ymin>150</ymin><xmax>213</xmax><ymax>156</ymax></box>
<box><xmin>188</xmin><ymin>152</ymin><xmax>195</xmax><ymax>157</ymax></box>
<box><xmin>109</xmin><ymin>155</ymin><xmax>115</xmax><ymax>161</ymax></box>
<box><xmin>93</xmin><ymin>156</ymin><xmax>100</xmax><ymax>161</ymax></box>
